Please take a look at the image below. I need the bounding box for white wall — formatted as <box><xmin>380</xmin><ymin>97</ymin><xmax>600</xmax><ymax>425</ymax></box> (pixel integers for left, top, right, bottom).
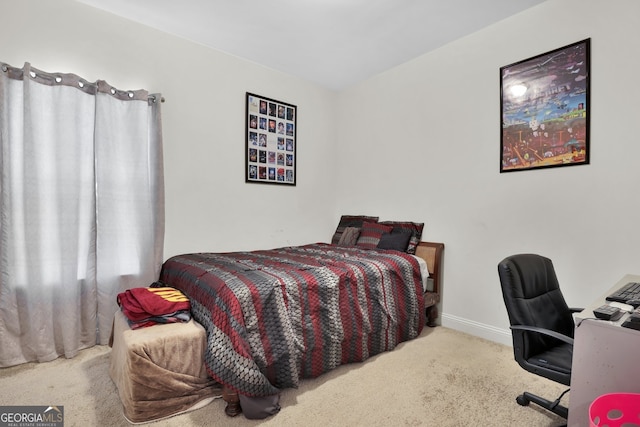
<box><xmin>336</xmin><ymin>0</ymin><xmax>640</xmax><ymax>344</ymax></box>
<box><xmin>0</xmin><ymin>0</ymin><xmax>339</xmax><ymax>259</ymax></box>
<box><xmin>4</xmin><ymin>0</ymin><xmax>640</xmax><ymax>346</ymax></box>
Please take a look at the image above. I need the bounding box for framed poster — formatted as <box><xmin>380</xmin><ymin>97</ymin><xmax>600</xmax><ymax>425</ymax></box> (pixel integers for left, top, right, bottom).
<box><xmin>246</xmin><ymin>92</ymin><xmax>297</xmax><ymax>185</ymax></box>
<box><xmin>500</xmin><ymin>39</ymin><xmax>590</xmax><ymax>173</ymax></box>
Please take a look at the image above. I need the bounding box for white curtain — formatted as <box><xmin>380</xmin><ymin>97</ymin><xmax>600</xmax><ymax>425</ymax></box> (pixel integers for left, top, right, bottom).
<box><xmin>0</xmin><ymin>62</ymin><xmax>164</xmax><ymax>367</ymax></box>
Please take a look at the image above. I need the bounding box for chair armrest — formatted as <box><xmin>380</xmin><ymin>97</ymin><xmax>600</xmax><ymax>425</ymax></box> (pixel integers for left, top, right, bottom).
<box><xmin>510</xmin><ymin>325</ymin><xmax>574</xmax><ymax>346</ymax></box>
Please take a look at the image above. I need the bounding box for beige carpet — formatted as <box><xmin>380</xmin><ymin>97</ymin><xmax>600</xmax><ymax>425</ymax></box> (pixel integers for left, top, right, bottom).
<box><xmin>0</xmin><ymin>327</ymin><xmax>568</xmax><ymax>427</ymax></box>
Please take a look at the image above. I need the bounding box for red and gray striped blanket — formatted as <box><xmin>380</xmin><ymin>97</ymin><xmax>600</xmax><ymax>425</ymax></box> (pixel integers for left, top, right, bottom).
<box><xmin>159</xmin><ymin>243</ymin><xmax>425</xmax><ymax>397</ymax></box>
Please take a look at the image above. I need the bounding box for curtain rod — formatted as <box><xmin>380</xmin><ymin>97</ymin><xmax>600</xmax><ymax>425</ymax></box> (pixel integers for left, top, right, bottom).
<box><xmin>2</xmin><ymin>62</ymin><xmax>165</xmax><ymax>104</ymax></box>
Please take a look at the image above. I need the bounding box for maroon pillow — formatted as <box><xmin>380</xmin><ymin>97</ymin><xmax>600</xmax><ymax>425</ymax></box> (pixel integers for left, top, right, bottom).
<box><xmin>379</xmin><ymin>221</ymin><xmax>424</xmax><ymax>254</ymax></box>
<box><xmin>331</xmin><ymin>215</ymin><xmax>379</xmax><ymax>244</ymax></box>
<box><xmin>356</xmin><ymin>222</ymin><xmax>393</xmax><ymax>250</ymax></box>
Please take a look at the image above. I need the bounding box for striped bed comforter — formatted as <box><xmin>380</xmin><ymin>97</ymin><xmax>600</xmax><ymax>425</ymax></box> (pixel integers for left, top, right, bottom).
<box><xmin>159</xmin><ymin>243</ymin><xmax>425</xmax><ymax>397</ymax></box>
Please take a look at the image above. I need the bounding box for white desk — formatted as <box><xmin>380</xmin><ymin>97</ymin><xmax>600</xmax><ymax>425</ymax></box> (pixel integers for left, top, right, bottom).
<box><xmin>568</xmin><ymin>274</ymin><xmax>640</xmax><ymax>426</ymax></box>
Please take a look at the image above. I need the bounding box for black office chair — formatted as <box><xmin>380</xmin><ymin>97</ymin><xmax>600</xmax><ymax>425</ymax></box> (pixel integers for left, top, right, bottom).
<box><xmin>498</xmin><ymin>254</ymin><xmax>580</xmax><ymax>420</ymax></box>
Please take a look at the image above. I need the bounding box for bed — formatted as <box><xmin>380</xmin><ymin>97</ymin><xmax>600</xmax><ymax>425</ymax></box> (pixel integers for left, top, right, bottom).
<box><xmin>110</xmin><ymin>217</ymin><xmax>444</xmax><ymax>421</ymax></box>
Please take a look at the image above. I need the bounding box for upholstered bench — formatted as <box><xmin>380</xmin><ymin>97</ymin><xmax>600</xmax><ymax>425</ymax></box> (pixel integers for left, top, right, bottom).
<box><xmin>109</xmin><ymin>310</ymin><xmax>222</xmax><ymax>423</ymax></box>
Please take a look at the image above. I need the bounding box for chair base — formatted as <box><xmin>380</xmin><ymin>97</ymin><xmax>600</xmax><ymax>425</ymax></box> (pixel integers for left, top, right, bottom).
<box><xmin>516</xmin><ymin>389</ymin><xmax>569</xmax><ymax>420</ymax></box>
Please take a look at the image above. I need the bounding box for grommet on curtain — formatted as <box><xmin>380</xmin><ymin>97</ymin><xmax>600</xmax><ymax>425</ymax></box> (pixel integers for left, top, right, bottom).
<box><xmin>29</xmin><ymin>71</ymin><xmax>36</xmax><ymax>78</ymax></box>
<box><xmin>1</xmin><ymin>65</ymin><xmax>7</xmax><ymax>72</ymax></box>
<box><xmin>55</xmin><ymin>76</ymin><xmax>62</xmax><ymax>83</ymax></box>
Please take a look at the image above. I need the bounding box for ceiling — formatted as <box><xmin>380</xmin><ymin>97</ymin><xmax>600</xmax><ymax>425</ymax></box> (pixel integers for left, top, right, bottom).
<box><xmin>77</xmin><ymin>0</ymin><xmax>546</xmax><ymax>91</ymax></box>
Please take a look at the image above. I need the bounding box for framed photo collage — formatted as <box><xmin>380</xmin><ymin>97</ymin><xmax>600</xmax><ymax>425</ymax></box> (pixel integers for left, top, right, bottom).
<box><xmin>245</xmin><ymin>92</ymin><xmax>297</xmax><ymax>185</ymax></box>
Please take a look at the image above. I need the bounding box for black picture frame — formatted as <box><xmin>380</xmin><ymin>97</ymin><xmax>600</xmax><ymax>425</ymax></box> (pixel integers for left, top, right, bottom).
<box><xmin>246</xmin><ymin>92</ymin><xmax>297</xmax><ymax>185</ymax></box>
<box><xmin>500</xmin><ymin>39</ymin><xmax>590</xmax><ymax>173</ymax></box>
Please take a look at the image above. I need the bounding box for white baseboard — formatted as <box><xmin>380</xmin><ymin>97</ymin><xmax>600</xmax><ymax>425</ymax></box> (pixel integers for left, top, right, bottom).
<box><xmin>440</xmin><ymin>313</ymin><xmax>513</xmax><ymax>347</ymax></box>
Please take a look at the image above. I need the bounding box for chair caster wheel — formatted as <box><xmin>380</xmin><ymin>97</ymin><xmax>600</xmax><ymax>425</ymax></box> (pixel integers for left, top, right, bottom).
<box><xmin>516</xmin><ymin>395</ymin><xmax>530</xmax><ymax>406</ymax></box>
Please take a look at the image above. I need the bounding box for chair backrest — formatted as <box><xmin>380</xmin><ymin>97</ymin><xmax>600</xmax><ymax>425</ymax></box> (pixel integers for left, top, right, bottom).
<box><xmin>498</xmin><ymin>254</ymin><xmax>575</xmax><ymax>358</ymax></box>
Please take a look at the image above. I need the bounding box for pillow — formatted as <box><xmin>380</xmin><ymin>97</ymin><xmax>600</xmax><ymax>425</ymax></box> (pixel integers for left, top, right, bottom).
<box><xmin>379</xmin><ymin>221</ymin><xmax>424</xmax><ymax>254</ymax></box>
<box><xmin>331</xmin><ymin>215</ymin><xmax>379</xmax><ymax>244</ymax></box>
<box><xmin>356</xmin><ymin>222</ymin><xmax>393</xmax><ymax>250</ymax></box>
<box><xmin>337</xmin><ymin>227</ymin><xmax>361</xmax><ymax>246</ymax></box>
<box><xmin>376</xmin><ymin>229</ymin><xmax>412</xmax><ymax>252</ymax></box>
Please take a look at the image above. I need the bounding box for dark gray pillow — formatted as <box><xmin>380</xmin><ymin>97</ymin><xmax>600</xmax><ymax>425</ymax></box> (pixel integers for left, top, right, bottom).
<box><xmin>379</xmin><ymin>221</ymin><xmax>424</xmax><ymax>254</ymax></box>
<box><xmin>377</xmin><ymin>229</ymin><xmax>412</xmax><ymax>252</ymax></box>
